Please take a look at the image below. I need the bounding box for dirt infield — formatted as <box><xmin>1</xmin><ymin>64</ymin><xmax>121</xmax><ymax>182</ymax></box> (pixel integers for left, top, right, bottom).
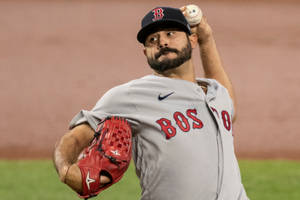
<box><xmin>1</xmin><ymin>0</ymin><xmax>300</xmax><ymax>159</ymax></box>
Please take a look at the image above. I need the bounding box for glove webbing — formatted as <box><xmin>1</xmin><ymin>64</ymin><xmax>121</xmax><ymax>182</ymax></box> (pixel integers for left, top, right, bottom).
<box><xmin>94</xmin><ymin>117</ymin><xmax>123</xmax><ymax>166</ymax></box>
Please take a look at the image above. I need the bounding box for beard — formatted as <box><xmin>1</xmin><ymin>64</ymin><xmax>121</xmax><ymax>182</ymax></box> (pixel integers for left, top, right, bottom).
<box><xmin>147</xmin><ymin>40</ymin><xmax>192</xmax><ymax>73</ymax></box>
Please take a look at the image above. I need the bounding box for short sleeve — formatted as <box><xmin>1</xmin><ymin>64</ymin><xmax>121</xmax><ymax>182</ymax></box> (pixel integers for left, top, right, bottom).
<box><xmin>69</xmin><ymin>83</ymin><xmax>136</xmax><ymax>131</ymax></box>
<box><xmin>215</xmin><ymin>80</ymin><xmax>235</xmax><ymax>119</ymax></box>
<box><xmin>196</xmin><ymin>77</ymin><xmax>235</xmax><ymax>119</ymax></box>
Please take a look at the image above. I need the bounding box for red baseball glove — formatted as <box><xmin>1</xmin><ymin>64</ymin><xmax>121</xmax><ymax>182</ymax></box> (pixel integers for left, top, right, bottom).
<box><xmin>77</xmin><ymin>117</ymin><xmax>132</xmax><ymax>199</ymax></box>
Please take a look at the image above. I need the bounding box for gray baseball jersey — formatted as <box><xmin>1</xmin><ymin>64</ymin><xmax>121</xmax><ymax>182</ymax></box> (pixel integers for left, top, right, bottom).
<box><xmin>70</xmin><ymin>74</ymin><xmax>249</xmax><ymax>200</ymax></box>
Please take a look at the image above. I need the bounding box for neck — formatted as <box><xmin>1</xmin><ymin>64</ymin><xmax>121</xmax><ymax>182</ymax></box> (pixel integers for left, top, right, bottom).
<box><xmin>154</xmin><ymin>59</ymin><xmax>196</xmax><ymax>83</ymax></box>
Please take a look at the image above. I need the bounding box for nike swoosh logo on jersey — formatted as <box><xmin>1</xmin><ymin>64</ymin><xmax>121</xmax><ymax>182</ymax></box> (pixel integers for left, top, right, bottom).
<box><xmin>158</xmin><ymin>92</ymin><xmax>174</xmax><ymax>101</ymax></box>
<box><xmin>86</xmin><ymin>171</ymin><xmax>96</xmax><ymax>191</ymax></box>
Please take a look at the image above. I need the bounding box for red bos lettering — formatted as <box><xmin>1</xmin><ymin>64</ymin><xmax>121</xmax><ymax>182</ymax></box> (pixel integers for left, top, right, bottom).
<box><xmin>174</xmin><ymin>112</ymin><xmax>190</xmax><ymax>132</ymax></box>
<box><xmin>211</xmin><ymin>107</ymin><xmax>232</xmax><ymax>132</ymax></box>
<box><xmin>156</xmin><ymin>118</ymin><xmax>177</xmax><ymax>139</ymax></box>
<box><xmin>156</xmin><ymin>109</ymin><xmax>203</xmax><ymax>139</ymax></box>
<box><xmin>221</xmin><ymin>110</ymin><xmax>231</xmax><ymax>131</ymax></box>
<box><xmin>186</xmin><ymin>109</ymin><xmax>203</xmax><ymax>129</ymax></box>
<box><xmin>156</xmin><ymin>108</ymin><xmax>232</xmax><ymax>140</ymax></box>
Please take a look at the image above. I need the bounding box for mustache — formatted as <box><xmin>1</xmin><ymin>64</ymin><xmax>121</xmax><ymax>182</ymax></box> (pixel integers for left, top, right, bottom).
<box><xmin>155</xmin><ymin>47</ymin><xmax>179</xmax><ymax>59</ymax></box>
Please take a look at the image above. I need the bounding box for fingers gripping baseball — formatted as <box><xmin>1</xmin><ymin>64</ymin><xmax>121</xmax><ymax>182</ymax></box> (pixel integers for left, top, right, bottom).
<box><xmin>180</xmin><ymin>5</ymin><xmax>203</xmax><ymax>26</ymax></box>
<box><xmin>181</xmin><ymin>5</ymin><xmax>213</xmax><ymax>44</ymax></box>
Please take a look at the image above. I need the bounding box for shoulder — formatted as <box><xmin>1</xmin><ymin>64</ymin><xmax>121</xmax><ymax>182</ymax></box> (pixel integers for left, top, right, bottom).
<box><xmin>95</xmin><ymin>80</ymin><xmax>133</xmax><ymax>107</ymax></box>
<box><xmin>93</xmin><ymin>76</ymin><xmax>152</xmax><ymax>110</ymax></box>
<box><xmin>101</xmin><ymin>82</ymin><xmax>131</xmax><ymax>99</ymax></box>
<box><xmin>196</xmin><ymin>78</ymin><xmax>228</xmax><ymax>93</ymax></box>
<box><xmin>196</xmin><ymin>77</ymin><xmax>233</xmax><ymax>105</ymax></box>
<box><xmin>100</xmin><ymin>75</ymin><xmax>151</xmax><ymax>98</ymax></box>
<box><xmin>197</xmin><ymin>77</ymin><xmax>235</xmax><ymax>116</ymax></box>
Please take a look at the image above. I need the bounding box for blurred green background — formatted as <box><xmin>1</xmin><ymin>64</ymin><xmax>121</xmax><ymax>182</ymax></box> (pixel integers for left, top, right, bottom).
<box><xmin>1</xmin><ymin>160</ymin><xmax>300</xmax><ymax>200</ymax></box>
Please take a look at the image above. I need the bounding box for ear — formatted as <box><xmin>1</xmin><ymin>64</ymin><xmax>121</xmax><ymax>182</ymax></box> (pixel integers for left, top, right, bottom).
<box><xmin>189</xmin><ymin>33</ymin><xmax>198</xmax><ymax>49</ymax></box>
<box><xmin>143</xmin><ymin>48</ymin><xmax>147</xmax><ymax>56</ymax></box>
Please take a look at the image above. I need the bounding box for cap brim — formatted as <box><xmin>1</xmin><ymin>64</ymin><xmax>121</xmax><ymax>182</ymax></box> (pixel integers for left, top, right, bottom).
<box><xmin>137</xmin><ymin>20</ymin><xmax>191</xmax><ymax>44</ymax></box>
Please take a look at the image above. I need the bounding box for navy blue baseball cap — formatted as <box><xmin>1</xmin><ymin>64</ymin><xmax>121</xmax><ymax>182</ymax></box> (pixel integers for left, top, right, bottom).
<box><xmin>137</xmin><ymin>7</ymin><xmax>192</xmax><ymax>44</ymax></box>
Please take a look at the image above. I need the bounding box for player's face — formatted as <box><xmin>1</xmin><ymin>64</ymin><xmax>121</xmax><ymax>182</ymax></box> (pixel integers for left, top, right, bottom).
<box><xmin>143</xmin><ymin>29</ymin><xmax>192</xmax><ymax>72</ymax></box>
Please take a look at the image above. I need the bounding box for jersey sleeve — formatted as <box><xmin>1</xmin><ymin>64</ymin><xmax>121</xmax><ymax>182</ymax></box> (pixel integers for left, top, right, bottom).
<box><xmin>69</xmin><ymin>83</ymin><xmax>137</xmax><ymax>131</ymax></box>
<box><xmin>214</xmin><ymin>80</ymin><xmax>235</xmax><ymax>119</ymax></box>
<box><xmin>197</xmin><ymin>78</ymin><xmax>235</xmax><ymax>119</ymax></box>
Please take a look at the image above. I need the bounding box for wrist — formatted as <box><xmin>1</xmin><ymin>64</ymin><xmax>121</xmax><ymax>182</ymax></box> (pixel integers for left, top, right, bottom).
<box><xmin>64</xmin><ymin>164</ymin><xmax>83</xmax><ymax>193</ymax></box>
<box><xmin>59</xmin><ymin>165</ymin><xmax>71</xmax><ymax>183</ymax></box>
<box><xmin>198</xmin><ymin>34</ymin><xmax>214</xmax><ymax>47</ymax></box>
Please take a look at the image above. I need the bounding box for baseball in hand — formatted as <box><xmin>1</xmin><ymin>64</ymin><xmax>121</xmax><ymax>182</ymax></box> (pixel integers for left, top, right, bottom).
<box><xmin>184</xmin><ymin>4</ymin><xmax>203</xmax><ymax>26</ymax></box>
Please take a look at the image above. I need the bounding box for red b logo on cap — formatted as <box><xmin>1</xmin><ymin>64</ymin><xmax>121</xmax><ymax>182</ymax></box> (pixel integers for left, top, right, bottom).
<box><xmin>152</xmin><ymin>8</ymin><xmax>164</xmax><ymax>21</ymax></box>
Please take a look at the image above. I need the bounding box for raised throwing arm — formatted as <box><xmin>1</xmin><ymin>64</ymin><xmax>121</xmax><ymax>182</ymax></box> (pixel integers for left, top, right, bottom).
<box><xmin>195</xmin><ymin>16</ymin><xmax>237</xmax><ymax>121</ymax></box>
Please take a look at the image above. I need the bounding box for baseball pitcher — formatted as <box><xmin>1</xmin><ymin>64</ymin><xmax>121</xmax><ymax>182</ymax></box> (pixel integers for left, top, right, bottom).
<box><xmin>53</xmin><ymin>5</ymin><xmax>249</xmax><ymax>200</ymax></box>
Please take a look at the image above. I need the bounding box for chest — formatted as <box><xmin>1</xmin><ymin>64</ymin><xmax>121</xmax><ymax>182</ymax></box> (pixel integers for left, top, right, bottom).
<box><xmin>131</xmin><ymin>84</ymin><xmax>233</xmax><ymax>140</ymax></box>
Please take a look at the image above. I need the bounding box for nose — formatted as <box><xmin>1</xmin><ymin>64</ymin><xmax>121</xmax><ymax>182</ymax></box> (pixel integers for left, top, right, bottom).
<box><xmin>158</xmin><ymin>34</ymin><xmax>169</xmax><ymax>49</ymax></box>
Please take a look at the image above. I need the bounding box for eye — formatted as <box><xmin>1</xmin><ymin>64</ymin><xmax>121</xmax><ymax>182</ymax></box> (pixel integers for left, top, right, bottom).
<box><xmin>145</xmin><ymin>35</ymin><xmax>158</xmax><ymax>46</ymax></box>
<box><xmin>149</xmin><ymin>36</ymin><xmax>158</xmax><ymax>43</ymax></box>
<box><xmin>166</xmin><ymin>31</ymin><xmax>175</xmax><ymax>37</ymax></box>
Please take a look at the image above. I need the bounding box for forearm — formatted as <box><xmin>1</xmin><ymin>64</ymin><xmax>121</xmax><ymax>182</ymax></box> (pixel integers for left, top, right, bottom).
<box><xmin>189</xmin><ymin>15</ymin><xmax>236</xmax><ymax>117</ymax></box>
<box><xmin>199</xmin><ymin>36</ymin><xmax>234</xmax><ymax>98</ymax></box>
<box><xmin>53</xmin><ymin>124</ymin><xmax>94</xmax><ymax>182</ymax></box>
<box><xmin>199</xmin><ymin>35</ymin><xmax>237</xmax><ymax>121</ymax></box>
<box><xmin>54</xmin><ymin>133</ymin><xmax>80</xmax><ymax>179</ymax></box>
<box><xmin>54</xmin><ymin>139</ymin><xmax>83</xmax><ymax>193</ymax></box>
